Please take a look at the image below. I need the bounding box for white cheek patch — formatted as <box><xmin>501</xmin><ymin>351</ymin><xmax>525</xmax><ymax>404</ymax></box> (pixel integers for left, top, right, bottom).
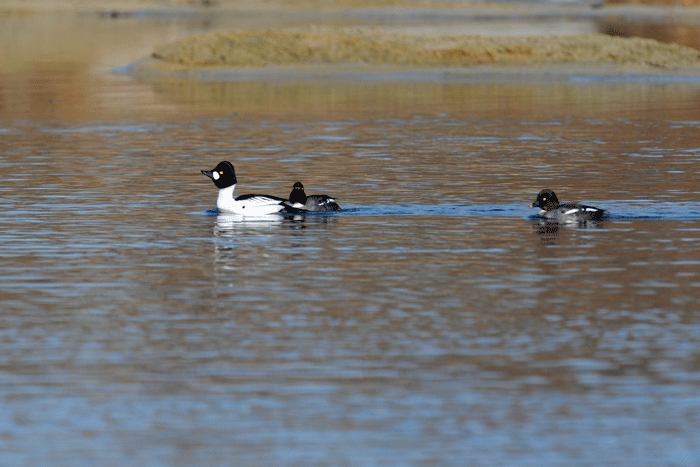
<box><xmin>212</xmin><ymin>171</ymin><xmax>220</xmax><ymax>181</ymax></box>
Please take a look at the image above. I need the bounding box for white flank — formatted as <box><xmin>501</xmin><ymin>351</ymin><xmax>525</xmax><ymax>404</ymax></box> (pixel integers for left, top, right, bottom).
<box><xmin>216</xmin><ymin>185</ymin><xmax>284</xmax><ymax>215</ymax></box>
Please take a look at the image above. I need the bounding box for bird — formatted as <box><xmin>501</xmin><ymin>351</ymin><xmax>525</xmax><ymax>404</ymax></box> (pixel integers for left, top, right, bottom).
<box><xmin>201</xmin><ymin>161</ymin><xmax>292</xmax><ymax>215</ymax></box>
<box><xmin>287</xmin><ymin>182</ymin><xmax>341</xmax><ymax>212</ymax></box>
<box><xmin>529</xmin><ymin>189</ymin><xmax>608</xmax><ymax>222</ymax></box>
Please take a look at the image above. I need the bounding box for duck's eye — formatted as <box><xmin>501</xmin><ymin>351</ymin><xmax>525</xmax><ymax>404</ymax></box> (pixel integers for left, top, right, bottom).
<box><xmin>219</xmin><ymin>171</ymin><xmax>223</xmax><ymax>174</ymax></box>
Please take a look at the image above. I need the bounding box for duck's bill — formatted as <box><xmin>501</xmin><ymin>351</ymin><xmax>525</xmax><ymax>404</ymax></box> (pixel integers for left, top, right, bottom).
<box><xmin>202</xmin><ymin>170</ymin><xmax>214</xmax><ymax>179</ymax></box>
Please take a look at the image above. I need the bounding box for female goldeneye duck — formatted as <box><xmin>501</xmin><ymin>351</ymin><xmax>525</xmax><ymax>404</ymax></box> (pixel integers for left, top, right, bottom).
<box><xmin>288</xmin><ymin>181</ymin><xmax>341</xmax><ymax>212</ymax></box>
<box><xmin>530</xmin><ymin>189</ymin><xmax>608</xmax><ymax>222</ymax></box>
<box><xmin>202</xmin><ymin>161</ymin><xmax>292</xmax><ymax>215</ymax></box>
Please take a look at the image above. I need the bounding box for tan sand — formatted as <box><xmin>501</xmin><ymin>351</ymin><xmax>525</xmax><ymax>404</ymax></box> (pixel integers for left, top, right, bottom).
<box><xmin>150</xmin><ymin>26</ymin><xmax>700</xmax><ymax>71</ymax></box>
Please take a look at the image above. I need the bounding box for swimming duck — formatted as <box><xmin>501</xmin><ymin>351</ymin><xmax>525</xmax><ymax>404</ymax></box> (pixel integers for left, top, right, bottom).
<box><xmin>530</xmin><ymin>189</ymin><xmax>608</xmax><ymax>222</ymax></box>
<box><xmin>202</xmin><ymin>161</ymin><xmax>292</xmax><ymax>215</ymax></box>
<box><xmin>288</xmin><ymin>182</ymin><xmax>341</xmax><ymax>212</ymax></box>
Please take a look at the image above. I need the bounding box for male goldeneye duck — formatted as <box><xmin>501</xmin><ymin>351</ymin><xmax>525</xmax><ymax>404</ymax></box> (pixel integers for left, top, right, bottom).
<box><xmin>202</xmin><ymin>161</ymin><xmax>292</xmax><ymax>215</ymax></box>
<box><xmin>530</xmin><ymin>189</ymin><xmax>608</xmax><ymax>222</ymax></box>
<box><xmin>288</xmin><ymin>182</ymin><xmax>341</xmax><ymax>212</ymax></box>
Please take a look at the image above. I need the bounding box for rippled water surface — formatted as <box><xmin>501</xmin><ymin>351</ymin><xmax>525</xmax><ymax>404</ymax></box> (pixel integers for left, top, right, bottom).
<box><xmin>3</xmin><ymin>11</ymin><xmax>700</xmax><ymax>466</ymax></box>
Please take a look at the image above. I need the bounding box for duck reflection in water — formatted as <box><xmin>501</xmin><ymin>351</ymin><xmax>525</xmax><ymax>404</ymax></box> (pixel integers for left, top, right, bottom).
<box><xmin>211</xmin><ymin>211</ymin><xmax>337</xmax><ymax>237</ymax></box>
<box><xmin>286</xmin><ymin>212</ymin><xmax>337</xmax><ymax>230</ymax></box>
<box><xmin>532</xmin><ymin>218</ymin><xmax>606</xmax><ymax>245</ymax></box>
<box><xmin>213</xmin><ymin>212</ymin><xmax>285</xmax><ymax>238</ymax></box>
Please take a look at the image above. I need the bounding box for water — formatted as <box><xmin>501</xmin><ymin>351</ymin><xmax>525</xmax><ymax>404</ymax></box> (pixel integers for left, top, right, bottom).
<box><xmin>3</xmin><ymin>9</ymin><xmax>700</xmax><ymax>467</ymax></box>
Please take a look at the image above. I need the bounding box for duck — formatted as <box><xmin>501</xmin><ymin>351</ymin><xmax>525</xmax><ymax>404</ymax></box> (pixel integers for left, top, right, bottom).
<box><xmin>530</xmin><ymin>189</ymin><xmax>608</xmax><ymax>222</ymax></box>
<box><xmin>202</xmin><ymin>161</ymin><xmax>293</xmax><ymax>215</ymax></box>
<box><xmin>288</xmin><ymin>182</ymin><xmax>341</xmax><ymax>212</ymax></box>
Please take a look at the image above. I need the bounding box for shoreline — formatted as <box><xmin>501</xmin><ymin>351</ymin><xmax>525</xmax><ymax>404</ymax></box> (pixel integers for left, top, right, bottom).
<box><xmin>124</xmin><ymin>57</ymin><xmax>700</xmax><ymax>82</ymax></box>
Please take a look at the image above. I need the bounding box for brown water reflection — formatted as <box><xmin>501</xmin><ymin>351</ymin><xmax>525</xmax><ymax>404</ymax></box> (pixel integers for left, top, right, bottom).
<box><xmin>146</xmin><ymin>77</ymin><xmax>700</xmax><ymax>118</ymax></box>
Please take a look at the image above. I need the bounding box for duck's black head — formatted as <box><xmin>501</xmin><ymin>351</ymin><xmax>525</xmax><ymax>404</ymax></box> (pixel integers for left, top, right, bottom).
<box><xmin>289</xmin><ymin>181</ymin><xmax>307</xmax><ymax>204</ymax></box>
<box><xmin>202</xmin><ymin>161</ymin><xmax>237</xmax><ymax>189</ymax></box>
<box><xmin>530</xmin><ymin>189</ymin><xmax>560</xmax><ymax>211</ymax></box>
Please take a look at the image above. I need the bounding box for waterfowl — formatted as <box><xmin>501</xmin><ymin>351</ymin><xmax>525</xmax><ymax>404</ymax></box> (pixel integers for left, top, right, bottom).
<box><xmin>530</xmin><ymin>189</ymin><xmax>608</xmax><ymax>222</ymax></box>
<box><xmin>288</xmin><ymin>182</ymin><xmax>341</xmax><ymax>212</ymax></box>
<box><xmin>202</xmin><ymin>161</ymin><xmax>291</xmax><ymax>215</ymax></box>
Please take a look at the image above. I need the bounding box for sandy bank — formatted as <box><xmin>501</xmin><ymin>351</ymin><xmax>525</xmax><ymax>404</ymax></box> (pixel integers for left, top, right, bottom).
<box><xmin>133</xmin><ymin>25</ymin><xmax>700</xmax><ymax>81</ymax></box>
<box><xmin>150</xmin><ymin>27</ymin><xmax>700</xmax><ymax>71</ymax></box>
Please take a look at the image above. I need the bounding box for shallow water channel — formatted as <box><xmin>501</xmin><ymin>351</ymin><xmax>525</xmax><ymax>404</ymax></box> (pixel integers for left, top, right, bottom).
<box><xmin>2</xmin><ymin>9</ymin><xmax>700</xmax><ymax>467</ymax></box>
